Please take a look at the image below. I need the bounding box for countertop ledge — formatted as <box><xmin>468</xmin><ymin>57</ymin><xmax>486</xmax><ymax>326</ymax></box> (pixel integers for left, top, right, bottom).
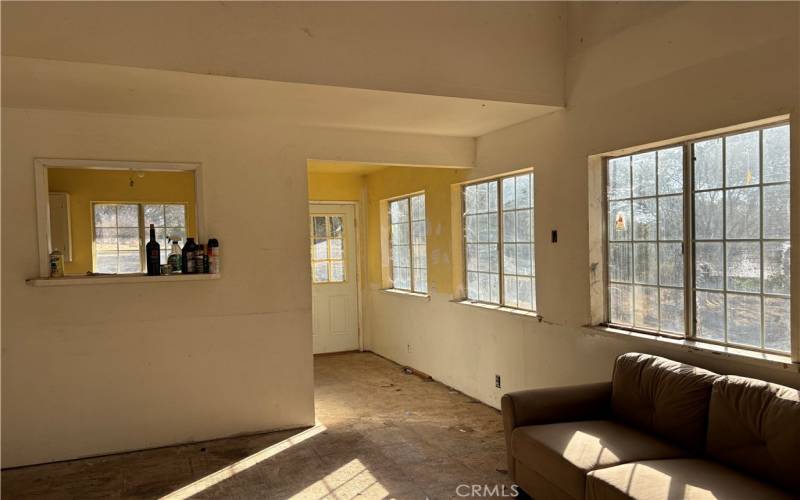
<box><xmin>27</xmin><ymin>274</ymin><xmax>221</xmax><ymax>286</ymax></box>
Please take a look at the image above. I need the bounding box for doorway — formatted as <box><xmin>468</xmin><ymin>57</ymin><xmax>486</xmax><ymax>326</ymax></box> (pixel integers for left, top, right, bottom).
<box><xmin>309</xmin><ymin>202</ymin><xmax>360</xmax><ymax>354</ymax></box>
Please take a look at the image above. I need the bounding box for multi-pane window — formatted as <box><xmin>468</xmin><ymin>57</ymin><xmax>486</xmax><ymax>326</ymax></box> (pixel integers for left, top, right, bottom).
<box><xmin>93</xmin><ymin>203</ymin><xmax>187</xmax><ymax>274</ymax></box>
<box><xmin>143</xmin><ymin>204</ymin><xmax>187</xmax><ymax>264</ymax></box>
<box><xmin>464</xmin><ymin>172</ymin><xmax>535</xmax><ymax>311</ymax></box>
<box><xmin>389</xmin><ymin>194</ymin><xmax>427</xmax><ymax>293</ymax></box>
<box><xmin>310</xmin><ymin>214</ymin><xmax>345</xmax><ymax>283</ymax></box>
<box><xmin>693</xmin><ymin>125</ymin><xmax>791</xmax><ymax>351</ymax></box>
<box><xmin>606</xmin><ymin>123</ymin><xmax>791</xmax><ymax>353</ymax></box>
<box><xmin>607</xmin><ymin>147</ymin><xmax>685</xmax><ymax>334</ymax></box>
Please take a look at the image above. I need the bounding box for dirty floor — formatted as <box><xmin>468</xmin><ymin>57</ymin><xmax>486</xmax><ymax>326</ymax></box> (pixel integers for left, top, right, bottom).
<box><xmin>2</xmin><ymin>352</ymin><xmax>515</xmax><ymax>499</ymax></box>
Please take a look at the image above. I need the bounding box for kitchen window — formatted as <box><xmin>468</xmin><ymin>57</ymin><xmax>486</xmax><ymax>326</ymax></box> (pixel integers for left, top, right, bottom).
<box><xmin>93</xmin><ymin>203</ymin><xmax>187</xmax><ymax>274</ymax></box>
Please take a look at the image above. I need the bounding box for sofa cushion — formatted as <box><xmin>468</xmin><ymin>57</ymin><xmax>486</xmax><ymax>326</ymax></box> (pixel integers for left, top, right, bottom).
<box><xmin>511</xmin><ymin>420</ymin><xmax>686</xmax><ymax>499</ymax></box>
<box><xmin>586</xmin><ymin>459</ymin><xmax>793</xmax><ymax>500</ymax></box>
<box><xmin>706</xmin><ymin>375</ymin><xmax>800</xmax><ymax>493</ymax></box>
<box><xmin>612</xmin><ymin>353</ymin><xmax>719</xmax><ymax>451</ymax></box>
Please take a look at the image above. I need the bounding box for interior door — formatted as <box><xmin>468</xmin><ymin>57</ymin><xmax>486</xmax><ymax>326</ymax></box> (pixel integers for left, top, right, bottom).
<box><xmin>309</xmin><ymin>203</ymin><xmax>359</xmax><ymax>354</ymax></box>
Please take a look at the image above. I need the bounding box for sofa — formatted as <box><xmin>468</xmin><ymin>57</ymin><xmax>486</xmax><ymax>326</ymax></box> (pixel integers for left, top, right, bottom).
<box><xmin>501</xmin><ymin>352</ymin><xmax>800</xmax><ymax>500</ymax></box>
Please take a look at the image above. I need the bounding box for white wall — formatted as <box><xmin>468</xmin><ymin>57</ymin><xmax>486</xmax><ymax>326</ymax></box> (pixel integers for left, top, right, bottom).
<box><xmin>0</xmin><ymin>108</ymin><xmax>473</xmax><ymax>467</ymax></box>
<box><xmin>0</xmin><ymin>2</ymin><xmax>566</xmax><ymax>107</ymax></box>
<box><xmin>366</xmin><ymin>2</ymin><xmax>800</xmax><ymax>408</ymax></box>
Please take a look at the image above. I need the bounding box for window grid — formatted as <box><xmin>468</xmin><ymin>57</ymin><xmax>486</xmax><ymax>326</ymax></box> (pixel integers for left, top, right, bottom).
<box><xmin>463</xmin><ymin>172</ymin><xmax>536</xmax><ymax>312</ymax></box>
<box><xmin>93</xmin><ymin>203</ymin><xmax>188</xmax><ymax>274</ymax></box>
<box><xmin>93</xmin><ymin>203</ymin><xmax>142</xmax><ymax>274</ymax></box>
<box><xmin>606</xmin><ymin>147</ymin><xmax>685</xmax><ymax>335</ymax></box>
<box><xmin>605</xmin><ymin>122</ymin><xmax>791</xmax><ymax>354</ymax></box>
<box><xmin>692</xmin><ymin>125</ymin><xmax>791</xmax><ymax>352</ymax></box>
<box><xmin>143</xmin><ymin>204</ymin><xmax>188</xmax><ymax>264</ymax></box>
<box><xmin>310</xmin><ymin>215</ymin><xmax>346</xmax><ymax>283</ymax></box>
<box><xmin>500</xmin><ymin>175</ymin><xmax>535</xmax><ymax>310</ymax></box>
<box><xmin>389</xmin><ymin>194</ymin><xmax>427</xmax><ymax>293</ymax></box>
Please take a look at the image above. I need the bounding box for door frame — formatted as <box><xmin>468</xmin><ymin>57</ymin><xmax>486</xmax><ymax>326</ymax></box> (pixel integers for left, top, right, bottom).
<box><xmin>309</xmin><ymin>200</ymin><xmax>364</xmax><ymax>352</ymax></box>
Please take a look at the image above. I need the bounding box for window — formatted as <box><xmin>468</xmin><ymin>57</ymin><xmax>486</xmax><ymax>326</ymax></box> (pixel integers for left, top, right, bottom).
<box><xmin>605</xmin><ymin>123</ymin><xmax>791</xmax><ymax>353</ymax></box>
<box><xmin>607</xmin><ymin>147</ymin><xmax>685</xmax><ymax>334</ymax></box>
<box><xmin>143</xmin><ymin>204</ymin><xmax>187</xmax><ymax>264</ymax></box>
<box><xmin>463</xmin><ymin>172</ymin><xmax>535</xmax><ymax>311</ymax></box>
<box><xmin>389</xmin><ymin>194</ymin><xmax>427</xmax><ymax>293</ymax></box>
<box><xmin>93</xmin><ymin>203</ymin><xmax>187</xmax><ymax>274</ymax></box>
<box><xmin>310</xmin><ymin>214</ymin><xmax>345</xmax><ymax>283</ymax></box>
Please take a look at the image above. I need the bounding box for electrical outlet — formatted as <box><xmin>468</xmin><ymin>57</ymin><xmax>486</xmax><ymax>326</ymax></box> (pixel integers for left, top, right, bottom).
<box><xmin>495</xmin><ymin>374</ymin><xmax>501</xmax><ymax>389</ymax></box>
<box><xmin>407</xmin><ymin>343</ymin><xmax>412</xmax><ymax>353</ymax></box>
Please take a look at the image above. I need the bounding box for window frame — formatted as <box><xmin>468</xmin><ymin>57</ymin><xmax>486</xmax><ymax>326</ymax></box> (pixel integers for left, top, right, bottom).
<box><xmin>461</xmin><ymin>169</ymin><xmax>536</xmax><ymax>312</ymax></box>
<box><xmin>387</xmin><ymin>192</ymin><xmax>428</xmax><ymax>294</ymax></box>
<box><xmin>91</xmin><ymin>202</ymin><xmax>188</xmax><ymax>274</ymax></box>
<box><xmin>602</xmin><ymin>121</ymin><xmax>791</xmax><ymax>355</ymax></box>
<box><xmin>309</xmin><ymin>213</ymin><xmax>348</xmax><ymax>284</ymax></box>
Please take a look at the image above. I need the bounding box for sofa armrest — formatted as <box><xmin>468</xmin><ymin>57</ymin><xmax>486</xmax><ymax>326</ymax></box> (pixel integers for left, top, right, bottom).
<box><xmin>501</xmin><ymin>382</ymin><xmax>612</xmax><ymax>480</ymax></box>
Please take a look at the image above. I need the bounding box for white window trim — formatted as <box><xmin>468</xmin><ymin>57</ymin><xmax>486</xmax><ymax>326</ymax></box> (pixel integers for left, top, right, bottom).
<box><xmin>34</xmin><ymin>158</ymin><xmax>204</xmax><ymax>278</ymax></box>
<box><xmin>592</xmin><ymin>117</ymin><xmax>794</xmax><ymax>359</ymax></box>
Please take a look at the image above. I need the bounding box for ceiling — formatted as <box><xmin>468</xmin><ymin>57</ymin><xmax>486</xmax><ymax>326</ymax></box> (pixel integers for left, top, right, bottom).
<box><xmin>1</xmin><ymin>57</ymin><xmax>560</xmax><ymax>137</ymax></box>
<box><xmin>1</xmin><ymin>1</ymin><xmax>566</xmax><ymax>107</ymax></box>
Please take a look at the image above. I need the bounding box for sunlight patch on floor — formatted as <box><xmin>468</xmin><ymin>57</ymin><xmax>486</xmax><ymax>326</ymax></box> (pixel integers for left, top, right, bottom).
<box><xmin>159</xmin><ymin>423</ymin><xmax>328</xmax><ymax>500</ymax></box>
<box><xmin>293</xmin><ymin>458</ymin><xmax>386</xmax><ymax>499</ymax></box>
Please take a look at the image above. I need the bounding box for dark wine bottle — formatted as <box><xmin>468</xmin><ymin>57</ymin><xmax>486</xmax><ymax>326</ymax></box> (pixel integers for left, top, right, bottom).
<box><xmin>182</xmin><ymin>237</ymin><xmax>197</xmax><ymax>274</ymax></box>
<box><xmin>146</xmin><ymin>224</ymin><xmax>161</xmax><ymax>276</ymax></box>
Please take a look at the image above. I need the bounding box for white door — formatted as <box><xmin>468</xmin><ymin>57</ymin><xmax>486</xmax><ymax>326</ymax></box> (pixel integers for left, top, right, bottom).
<box><xmin>309</xmin><ymin>203</ymin><xmax>360</xmax><ymax>354</ymax></box>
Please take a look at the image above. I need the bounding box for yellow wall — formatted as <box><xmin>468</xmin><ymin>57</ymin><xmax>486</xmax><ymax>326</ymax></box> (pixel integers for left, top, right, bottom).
<box><xmin>365</xmin><ymin>166</ymin><xmax>467</xmax><ymax>294</ymax></box>
<box><xmin>308</xmin><ymin>166</ymin><xmax>467</xmax><ymax>294</ymax></box>
<box><xmin>48</xmin><ymin>168</ymin><xmax>197</xmax><ymax>274</ymax></box>
<box><xmin>307</xmin><ymin>172</ymin><xmax>364</xmax><ymax>201</ymax></box>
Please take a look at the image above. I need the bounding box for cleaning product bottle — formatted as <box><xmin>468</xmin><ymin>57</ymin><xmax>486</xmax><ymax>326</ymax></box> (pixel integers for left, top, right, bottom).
<box><xmin>49</xmin><ymin>249</ymin><xmax>64</xmax><ymax>278</ymax></box>
<box><xmin>195</xmin><ymin>244</ymin><xmax>206</xmax><ymax>274</ymax></box>
<box><xmin>167</xmin><ymin>240</ymin><xmax>182</xmax><ymax>274</ymax></box>
<box><xmin>207</xmin><ymin>238</ymin><xmax>220</xmax><ymax>274</ymax></box>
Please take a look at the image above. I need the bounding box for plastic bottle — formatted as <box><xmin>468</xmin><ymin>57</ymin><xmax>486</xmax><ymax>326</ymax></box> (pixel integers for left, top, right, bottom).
<box><xmin>195</xmin><ymin>244</ymin><xmax>206</xmax><ymax>274</ymax></box>
<box><xmin>49</xmin><ymin>249</ymin><xmax>64</xmax><ymax>278</ymax></box>
<box><xmin>167</xmin><ymin>240</ymin><xmax>182</xmax><ymax>274</ymax></box>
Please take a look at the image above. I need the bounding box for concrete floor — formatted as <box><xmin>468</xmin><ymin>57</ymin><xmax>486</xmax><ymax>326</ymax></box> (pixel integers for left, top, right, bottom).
<box><xmin>2</xmin><ymin>352</ymin><xmax>515</xmax><ymax>499</ymax></box>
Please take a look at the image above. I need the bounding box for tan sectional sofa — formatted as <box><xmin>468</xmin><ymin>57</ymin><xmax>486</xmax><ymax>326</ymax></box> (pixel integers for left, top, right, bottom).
<box><xmin>501</xmin><ymin>353</ymin><xmax>799</xmax><ymax>499</ymax></box>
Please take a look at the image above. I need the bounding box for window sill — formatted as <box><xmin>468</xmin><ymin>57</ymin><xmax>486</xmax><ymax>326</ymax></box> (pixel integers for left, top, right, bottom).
<box><xmin>379</xmin><ymin>288</ymin><xmax>431</xmax><ymax>301</ymax></box>
<box><xmin>585</xmin><ymin>325</ymin><xmax>798</xmax><ymax>371</ymax></box>
<box><xmin>453</xmin><ymin>299</ymin><xmax>540</xmax><ymax>319</ymax></box>
<box><xmin>26</xmin><ymin>273</ymin><xmax>221</xmax><ymax>287</ymax></box>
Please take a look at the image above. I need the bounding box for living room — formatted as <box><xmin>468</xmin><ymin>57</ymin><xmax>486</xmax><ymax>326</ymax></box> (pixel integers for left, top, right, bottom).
<box><xmin>1</xmin><ymin>2</ymin><xmax>798</xmax><ymax>499</ymax></box>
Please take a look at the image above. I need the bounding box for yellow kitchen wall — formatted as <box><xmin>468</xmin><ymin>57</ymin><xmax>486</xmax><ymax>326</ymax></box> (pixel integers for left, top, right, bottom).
<box><xmin>48</xmin><ymin>168</ymin><xmax>197</xmax><ymax>275</ymax></box>
<box><xmin>307</xmin><ymin>172</ymin><xmax>364</xmax><ymax>201</ymax></box>
<box><xmin>365</xmin><ymin>166</ymin><xmax>467</xmax><ymax>294</ymax></box>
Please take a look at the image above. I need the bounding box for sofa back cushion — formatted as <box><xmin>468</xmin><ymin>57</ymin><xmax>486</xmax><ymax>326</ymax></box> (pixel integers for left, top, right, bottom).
<box><xmin>707</xmin><ymin>375</ymin><xmax>800</xmax><ymax>493</ymax></box>
<box><xmin>611</xmin><ymin>353</ymin><xmax>719</xmax><ymax>451</ymax></box>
